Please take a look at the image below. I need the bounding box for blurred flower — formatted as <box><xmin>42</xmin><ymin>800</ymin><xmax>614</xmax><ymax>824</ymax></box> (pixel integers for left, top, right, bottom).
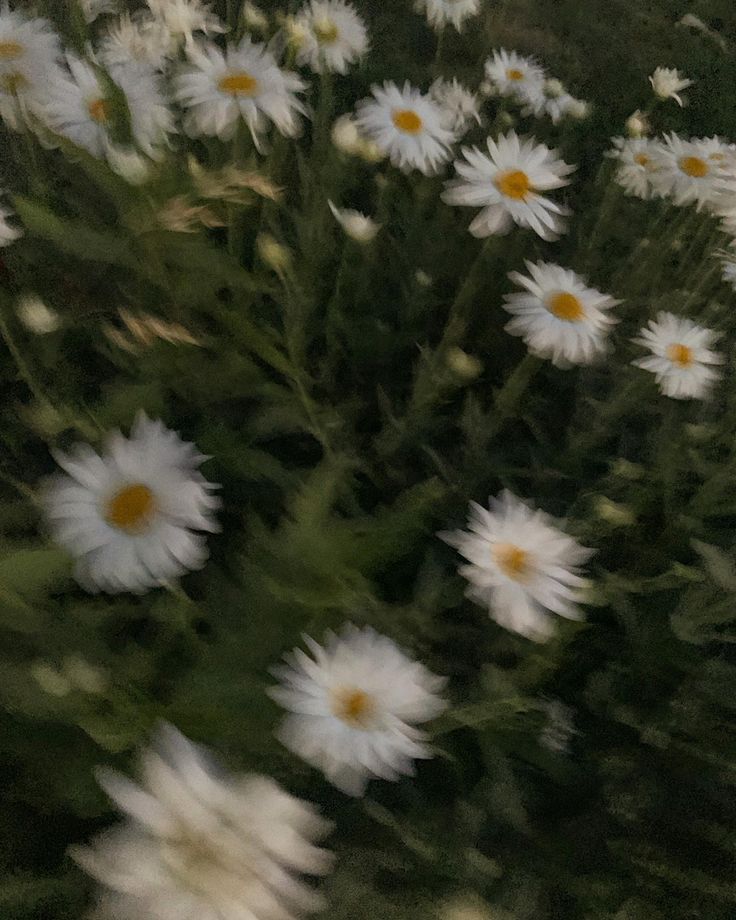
<box><xmin>676</xmin><ymin>14</ymin><xmax>727</xmax><ymax>51</ymax></box>
<box><xmin>45</xmin><ymin>413</ymin><xmax>220</xmax><ymax>594</ymax></box>
<box><xmin>524</xmin><ymin>84</ymin><xmax>590</xmax><ymax>124</ymax></box>
<box><xmin>649</xmin><ymin>66</ymin><xmax>693</xmax><ymax>106</ymax></box>
<box><xmin>445</xmin><ymin>346</ymin><xmax>482</xmax><ymax>380</ymax></box>
<box><xmin>16</xmin><ymin>293</ymin><xmax>60</xmax><ymax>334</ymax></box>
<box><xmin>441</xmin><ymin>491</ymin><xmax>593</xmax><ymax>641</ymax></box>
<box><xmin>284</xmin><ymin>14</ymin><xmax>310</xmax><ymax>50</ymax></box>
<box><xmin>0</xmin><ymin>7</ymin><xmax>62</xmax><ymax>132</ymax></box>
<box><xmin>243</xmin><ymin>2</ymin><xmax>268</xmax><ymax>32</ymax></box>
<box><xmin>429</xmin><ymin>77</ymin><xmax>480</xmax><ymax>136</ymax></box>
<box><xmin>415</xmin><ymin>0</ymin><xmax>479</xmax><ymax>32</ymax></box>
<box><xmin>72</xmin><ymin>724</ymin><xmax>332</xmax><ymax>919</ymax></box>
<box><xmin>443</xmin><ymin>131</ymin><xmax>574</xmax><ymax>239</ymax></box>
<box><xmin>625</xmin><ymin>109</ymin><xmax>650</xmax><ymax>138</ymax></box>
<box><xmin>106</xmin><ymin>145</ymin><xmax>152</xmax><ymax>184</ymax></box>
<box><xmin>415</xmin><ymin>269</ymin><xmax>432</xmax><ymax>287</ymax></box>
<box><xmin>293</xmin><ymin>0</ymin><xmax>368</xmax><ymax>74</ymax></box>
<box><xmin>188</xmin><ymin>156</ymin><xmax>282</xmax><ymax>202</ymax></box>
<box><xmin>502</xmin><ymin>261</ymin><xmax>620</xmax><ymax>367</ymax></box>
<box><xmin>105</xmin><ymin>308</ymin><xmax>203</xmax><ymax>352</ymax></box>
<box><xmin>269</xmin><ymin>625</ymin><xmax>447</xmax><ymax>796</ymax></box>
<box><xmin>0</xmin><ymin>197</ymin><xmax>22</xmax><ymax>246</ymax></box>
<box><xmin>648</xmin><ymin>134</ymin><xmax>733</xmax><ymax>211</ymax></box>
<box><xmin>79</xmin><ymin>0</ymin><xmax>118</xmax><ymax>22</ymax></box>
<box><xmin>566</xmin><ymin>97</ymin><xmax>590</xmax><ymax>120</ymax></box>
<box><xmin>99</xmin><ymin>11</ymin><xmax>177</xmax><ymax>71</ymax></box>
<box><xmin>540</xmin><ymin>699</ymin><xmax>576</xmax><ymax>752</ymax></box>
<box><xmin>174</xmin><ymin>37</ymin><xmax>306</xmax><ymax>148</ymax></box>
<box><xmin>257</xmin><ymin>233</ymin><xmax>292</xmax><ymax>273</ymax></box>
<box><xmin>632</xmin><ymin>311</ymin><xmax>724</xmax><ymax>400</ymax></box>
<box><xmin>607</xmin><ymin>137</ymin><xmax>659</xmax><ymax>199</ymax></box>
<box><xmin>484</xmin><ymin>48</ymin><xmax>545</xmax><ymax>102</ymax></box>
<box><xmin>328</xmin><ymin>200</ymin><xmax>380</xmax><ymax>242</ymax></box>
<box><xmin>156</xmin><ymin>195</ymin><xmax>224</xmax><ymax>232</ymax></box>
<box><xmin>145</xmin><ymin>0</ymin><xmax>226</xmax><ymax>50</ymax></box>
<box><xmin>356</xmin><ymin>80</ymin><xmax>455</xmax><ymax>175</ymax></box>
<box><xmin>594</xmin><ymin>497</ymin><xmax>636</xmax><ymax>527</ymax></box>
<box><xmin>331</xmin><ymin>111</ymin><xmax>361</xmax><ymax>153</ymax></box>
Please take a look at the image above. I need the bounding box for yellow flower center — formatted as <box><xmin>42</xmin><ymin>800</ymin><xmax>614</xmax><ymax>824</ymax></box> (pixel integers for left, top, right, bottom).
<box><xmin>679</xmin><ymin>156</ymin><xmax>709</xmax><ymax>178</ymax></box>
<box><xmin>105</xmin><ymin>483</ymin><xmax>157</xmax><ymax>533</ymax></box>
<box><xmin>494</xmin><ymin>169</ymin><xmax>531</xmax><ymax>200</ymax></box>
<box><xmin>506</xmin><ymin>68</ymin><xmax>525</xmax><ymax>81</ymax></box>
<box><xmin>0</xmin><ymin>41</ymin><xmax>24</xmax><ymax>60</ymax></box>
<box><xmin>218</xmin><ymin>72</ymin><xmax>259</xmax><ymax>96</ymax></box>
<box><xmin>87</xmin><ymin>97</ymin><xmax>110</xmax><ymax>123</ymax></box>
<box><xmin>313</xmin><ymin>18</ymin><xmax>339</xmax><ymax>43</ymax></box>
<box><xmin>332</xmin><ymin>687</ymin><xmax>375</xmax><ymax>728</ymax></box>
<box><xmin>0</xmin><ymin>71</ymin><xmax>27</xmax><ymax>93</ymax></box>
<box><xmin>634</xmin><ymin>153</ymin><xmax>650</xmax><ymax>166</ymax></box>
<box><xmin>493</xmin><ymin>543</ymin><xmax>530</xmax><ymax>580</ymax></box>
<box><xmin>666</xmin><ymin>342</ymin><xmax>694</xmax><ymax>368</ymax></box>
<box><xmin>548</xmin><ymin>291</ymin><xmax>585</xmax><ymax>322</ymax></box>
<box><xmin>392</xmin><ymin>108</ymin><xmax>423</xmax><ymax>134</ymax></box>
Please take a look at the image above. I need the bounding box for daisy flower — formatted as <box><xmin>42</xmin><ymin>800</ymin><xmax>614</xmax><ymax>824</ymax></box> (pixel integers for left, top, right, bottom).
<box><xmin>174</xmin><ymin>37</ymin><xmax>306</xmax><ymax>147</ymax></box>
<box><xmin>648</xmin><ymin>134</ymin><xmax>734</xmax><ymax>211</ymax></box>
<box><xmin>429</xmin><ymin>77</ymin><xmax>481</xmax><ymax>136</ymax></box>
<box><xmin>328</xmin><ymin>200</ymin><xmax>381</xmax><ymax>242</ymax></box>
<box><xmin>145</xmin><ymin>0</ymin><xmax>226</xmax><ymax>50</ymax></box>
<box><xmin>0</xmin><ymin>7</ymin><xmax>61</xmax><ymax>131</ymax></box>
<box><xmin>440</xmin><ymin>491</ymin><xmax>594</xmax><ymax>642</ymax></box>
<box><xmin>79</xmin><ymin>0</ymin><xmax>117</xmax><ymax>23</ymax></box>
<box><xmin>72</xmin><ymin>724</ymin><xmax>332</xmax><ymax>920</ymax></box>
<box><xmin>0</xmin><ymin>196</ymin><xmax>22</xmax><ymax>246</ymax></box>
<box><xmin>356</xmin><ymin>80</ymin><xmax>455</xmax><ymax>175</ymax></box>
<box><xmin>607</xmin><ymin>136</ymin><xmax>660</xmax><ymax>199</ymax></box>
<box><xmin>443</xmin><ymin>131</ymin><xmax>575</xmax><ymax>239</ymax></box>
<box><xmin>484</xmin><ymin>49</ymin><xmax>546</xmax><ymax>103</ymax></box>
<box><xmin>45</xmin><ymin>413</ymin><xmax>220</xmax><ymax>594</ymax></box>
<box><xmin>649</xmin><ymin>66</ymin><xmax>693</xmax><ymax>106</ymax></box>
<box><xmin>415</xmin><ymin>0</ymin><xmax>480</xmax><ymax>32</ymax></box>
<box><xmin>99</xmin><ymin>12</ymin><xmax>177</xmax><ymax>71</ymax></box>
<box><xmin>293</xmin><ymin>0</ymin><xmax>368</xmax><ymax>74</ymax></box>
<box><xmin>502</xmin><ymin>261</ymin><xmax>620</xmax><ymax>367</ymax></box>
<box><xmin>40</xmin><ymin>55</ymin><xmax>173</xmax><ymax>160</ymax></box>
<box><xmin>625</xmin><ymin>109</ymin><xmax>650</xmax><ymax>138</ymax></box>
<box><xmin>523</xmin><ymin>80</ymin><xmax>590</xmax><ymax>125</ymax></box>
<box><xmin>269</xmin><ymin>625</ymin><xmax>447</xmax><ymax>796</ymax></box>
<box><xmin>632</xmin><ymin>311</ymin><xmax>724</xmax><ymax>400</ymax></box>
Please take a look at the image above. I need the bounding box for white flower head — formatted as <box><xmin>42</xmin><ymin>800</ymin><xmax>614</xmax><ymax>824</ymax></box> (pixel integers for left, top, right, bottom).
<box><xmin>503</xmin><ymin>261</ymin><xmax>620</xmax><ymax>367</ymax></box>
<box><xmin>293</xmin><ymin>0</ymin><xmax>368</xmax><ymax>74</ymax></box>
<box><xmin>649</xmin><ymin>66</ymin><xmax>693</xmax><ymax>106</ymax></box>
<box><xmin>45</xmin><ymin>413</ymin><xmax>220</xmax><ymax>594</ymax></box>
<box><xmin>0</xmin><ymin>7</ymin><xmax>61</xmax><ymax>131</ymax></box>
<box><xmin>72</xmin><ymin>724</ymin><xmax>333</xmax><ymax>920</ymax></box>
<box><xmin>331</xmin><ymin>111</ymin><xmax>361</xmax><ymax>153</ymax></box>
<box><xmin>607</xmin><ymin>136</ymin><xmax>659</xmax><ymax>199</ymax></box>
<box><xmin>443</xmin><ymin>131</ymin><xmax>575</xmax><ymax>239</ymax></box>
<box><xmin>40</xmin><ymin>55</ymin><xmax>173</xmax><ymax>160</ymax></box>
<box><xmin>648</xmin><ymin>134</ymin><xmax>734</xmax><ymax>211</ymax></box>
<box><xmin>99</xmin><ymin>12</ymin><xmax>177</xmax><ymax>71</ymax></box>
<box><xmin>146</xmin><ymin>0</ymin><xmax>226</xmax><ymax>49</ymax></box>
<box><xmin>429</xmin><ymin>77</ymin><xmax>480</xmax><ymax>136</ymax></box>
<box><xmin>441</xmin><ymin>491</ymin><xmax>594</xmax><ymax>641</ymax></box>
<box><xmin>625</xmin><ymin>109</ymin><xmax>650</xmax><ymax>138</ymax></box>
<box><xmin>0</xmin><ymin>195</ymin><xmax>22</xmax><ymax>246</ymax></box>
<box><xmin>16</xmin><ymin>293</ymin><xmax>59</xmax><ymax>334</ymax></box>
<box><xmin>632</xmin><ymin>311</ymin><xmax>724</xmax><ymax>400</ymax></box>
<box><xmin>523</xmin><ymin>83</ymin><xmax>589</xmax><ymax>124</ymax></box>
<box><xmin>269</xmin><ymin>625</ymin><xmax>447</xmax><ymax>796</ymax></box>
<box><xmin>415</xmin><ymin>0</ymin><xmax>479</xmax><ymax>32</ymax></box>
<box><xmin>356</xmin><ymin>80</ymin><xmax>455</xmax><ymax>175</ymax></box>
<box><xmin>79</xmin><ymin>0</ymin><xmax>118</xmax><ymax>23</ymax></box>
<box><xmin>484</xmin><ymin>49</ymin><xmax>546</xmax><ymax>103</ymax></box>
<box><xmin>328</xmin><ymin>200</ymin><xmax>380</xmax><ymax>242</ymax></box>
<box><xmin>174</xmin><ymin>37</ymin><xmax>306</xmax><ymax>147</ymax></box>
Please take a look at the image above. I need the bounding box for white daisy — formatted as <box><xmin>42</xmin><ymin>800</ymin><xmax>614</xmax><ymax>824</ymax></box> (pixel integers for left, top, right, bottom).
<box><xmin>328</xmin><ymin>200</ymin><xmax>381</xmax><ymax>242</ymax></box>
<box><xmin>174</xmin><ymin>38</ymin><xmax>306</xmax><ymax>147</ymax></box>
<box><xmin>415</xmin><ymin>0</ymin><xmax>479</xmax><ymax>32</ymax></box>
<box><xmin>355</xmin><ymin>80</ymin><xmax>455</xmax><ymax>175</ymax></box>
<box><xmin>429</xmin><ymin>77</ymin><xmax>481</xmax><ymax>136</ymax></box>
<box><xmin>293</xmin><ymin>0</ymin><xmax>368</xmax><ymax>75</ymax></box>
<box><xmin>40</xmin><ymin>55</ymin><xmax>173</xmax><ymax>160</ymax></box>
<box><xmin>440</xmin><ymin>491</ymin><xmax>594</xmax><ymax>642</ymax></box>
<box><xmin>146</xmin><ymin>0</ymin><xmax>226</xmax><ymax>49</ymax></box>
<box><xmin>607</xmin><ymin>136</ymin><xmax>660</xmax><ymax>199</ymax></box>
<box><xmin>648</xmin><ymin>134</ymin><xmax>733</xmax><ymax>211</ymax></box>
<box><xmin>649</xmin><ymin>66</ymin><xmax>693</xmax><ymax>106</ymax></box>
<box><xmin>72</xmin><ymin>724</ymin><xmax>332</xmax><ymax>920</ymax></box>
<box><xmin>0</xmin><ymin>7</ymin><xmax>61</xmax><ymax>131</ymax></box>
<box><xmin>523</xmin><ymin>81</ymin><xmax>590</xmax><ymax>124</ymax></box>
<box><xmin>443</xmin><ymin>131</ymin><xmax>574</xmax><ymax>239</ymax></box>
<box><xmin>99</xmin><ymin>11</ymin><xmax>177</xmax><ymax>71</ymax></box>
<box><xmin>483</xmin><ymin>49</ymin><xmax>546</xmax><ymax>103</ymax></box>
<box><xmin>632</xmin><ymin>311</ymin><xmax>724</xmax><ymax>400</ymax></box>
<box><xmin>502</xmin><ymin>261</ymin><xmax>620</xmax><ymax>367</ymax></box>
<box><xmin>79</xmin><ymin>0</ymin><xmax>118</xmax><ymax>23</ymax></box>
<box><xmin>269</xmin><ymin>625</ymin><xmax>447</xmax><ymax>796</ymax></box>
<box><xmin>0</xmin><ymin>195</ymin><xmax>22</xmax><ymax>246</ymax></box>
<box><xmin>45</xmin><ymin>413</ymin><xmax>220</xmax><ymax>594</ymax></box>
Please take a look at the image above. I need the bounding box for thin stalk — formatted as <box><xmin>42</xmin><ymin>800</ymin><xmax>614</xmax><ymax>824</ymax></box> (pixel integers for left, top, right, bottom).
<box><xmin>0</xmin><ymin>301</ymin><xmax>51</xmax><ymax>408</ymax></box>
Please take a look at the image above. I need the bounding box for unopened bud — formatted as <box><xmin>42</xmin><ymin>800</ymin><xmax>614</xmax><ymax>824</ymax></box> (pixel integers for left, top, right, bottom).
<box><xmin>446</xmin><ymin>346</ymin><xmax>482</xmax><ymax>380</ymax></box>
<box><xmin>257</xmin><ymin>234</ymin><xmax>292</xmax><ymax>273</ymax></box>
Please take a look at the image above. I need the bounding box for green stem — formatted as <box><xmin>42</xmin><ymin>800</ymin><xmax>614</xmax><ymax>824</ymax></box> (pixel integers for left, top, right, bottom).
<box><xmin>227</xmin><ymin>123</ymin><xmax>249</xmax><ymax>261</ymax></box>
<box><xmin>0</xmin><ymin>301</ymin><xmax>51</xmax><ymax>408</ymax></box>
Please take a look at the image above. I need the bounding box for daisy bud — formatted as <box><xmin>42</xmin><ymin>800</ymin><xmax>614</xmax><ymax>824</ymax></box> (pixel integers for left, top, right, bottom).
<box><xmin>328</xmin><ymin>201</ymin><xmax>381</xmax><ymax>243</ymax></box>
<box><xmin>331</xmin><ymin>113</ymin><xmax>362</xmax><ymax>155</ymax></box>
<box><xmin>257</xmin><ymin>234</ymin><xmax>292</xmax><ymax>273</ymax></box>
<box><xmin>446</xmin><ymin>346</ymin><xmax>482</xmax><ymax>380</ymax></box>
<box><xmin>478</xmin><ymin>79</ymin><xmax>494</xmax><ymax>97</ymax></box>
<box><xmin>357</xmin><ymin>137</ymin><xmax>386</xmax><ymax>163</ymax></box>
<box><xmin>544</xmin><ymin>77</ymin><xmax>565</xmax><ymax>98</ymax></box>
<box><xmin>649</xmin><ymin>66</ymin><xmax>693</xmax><ymax>106</ymax></box>
<box><xmin>594</xmin><ymin>496</ymin><xmax>635</xmax><ymax>527</ymax></box>
<box><xmin>415</xmin><ymin>269</ymin><xmax>432</xmax><ymax>287</ymax></box>
<box><xmin>567</xmin><ymin>98</ymin><xmax>591</xmax><ymax>119</ymax></box>
<box><xmin>106</xmin><ymin>145</ymin><xmax>152</xmax><ymax>185</ymax></box>
<box><xmin>31</xmin><ymin>662</ymin><xmax>71</xmax><ymax>697</ymax></box>
<box><xmin>243</xmin><ymin>1</ymin><xmax>268</xmax><ymax>32</ymax></box>
<box><xmin>498</xmin><ymin>111</ymin><xmax>516</xmax><ymax>128</ymax></box>
<box><xmin>16</xmin><ymin>294</ymin><xmax>60</xmax><ymax>335</ymax></box>
<box><xmin>284</xmin><ymin>15</ymin><xmax>309</xmax><ymax>49</ymax></box>
<box><xmin>625</xmin><ymin>109</ymin><xmax>650</xmax><ymax>138</ymax></box>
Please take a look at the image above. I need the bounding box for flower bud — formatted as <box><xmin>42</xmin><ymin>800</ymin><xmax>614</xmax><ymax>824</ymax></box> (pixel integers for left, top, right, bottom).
<box><xmin>16</xmin><ymin>293</ymin><xmax>60</xmax><ymax>334</ymax></box>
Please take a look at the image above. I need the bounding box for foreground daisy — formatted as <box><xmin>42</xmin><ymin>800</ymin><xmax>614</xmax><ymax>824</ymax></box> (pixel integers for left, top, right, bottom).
<box><xmin>632</xmin><ymin>312</ymin><xmax>724</xmax><ymax>400</ymax></box>
<box><xmin>328</xmin><ymin>200</ymin><xmax>381</xmax><ymax>242</ymax></box>
<box><xmin>484</xmin><ymin>49</ymin><xmax>545</xmax><ymax>103</ymax></box>
<box><xmin>415</xmin><ymin>0</ymin><xmax>479</xmax><ymax>32</ymax></box>
<box><xmin>441</xmin><ymin>492</ymin><xmax>593</xmax><ymax>641</ymax></box>
<box><xmin>72</xmin><ymin>724</ymin><xmax>332</xmax><ymax>920</ymax></box>
<box><xmin>45</xmin><ymin>413</ymin><xmax>220</xmax><ymax>593</ymax></box>
<box><xmin>41</xmin><ymin>56</ymin><xmax>173</xmax><ymax>160</ymax></box>
<box><xmin>293</xmin><ymin>0</ymin><xmax>368</xmax><ymax>74</ymax></box>
<box><xmin>269</xmin><ymin>625</ymin><xmax>447</xmax><ymax>796</ymax></box>
<box><xmin>607</xmin><ymin>137</ymin><xmax>659</xmax><ymax>199</ymax></box>
<box><xmin>174</xmin><ymin>37</ymin><xmax>306</xmax><ymax>146</ymax></box>
<box><xmin>443</xmin><ymin>131</ymin><xmax>574</xmax><ymax>239</ymax></box>
<box><xmin>429</xmin><ymin>77</ymin><xmax>480</xmax><ymax>136</ymax></box>
<box><xmin>648</xmin><ymin>134</ymin><xmax>734</xmax><ymax>211</ymax></box>
<box><xmin>649</xmin><ymin>66</ymin><xmax>693</xmax><ymax>106</ymax></box>
<box><xmin>355</xmin><ymin>80</ymin><xmax>455</xmax><ymax>175</ymax></box>
<box><xmin>0</xmin><ymin>7</ymin><xmax>60</xmax><ymax>131</ymax></box>
<box><xmin>503</xmin><ymin>261</ymin><xmax>620</xmax><ymax>367</ymax></box>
